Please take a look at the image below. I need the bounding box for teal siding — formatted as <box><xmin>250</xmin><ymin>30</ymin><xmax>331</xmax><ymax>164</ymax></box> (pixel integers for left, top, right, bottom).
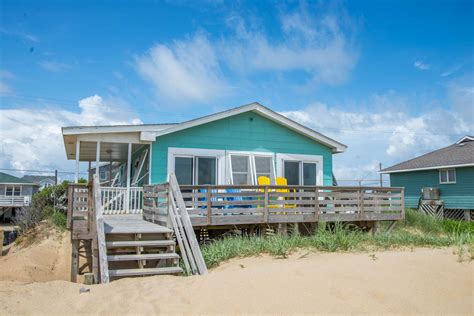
<box><xmin>151</xmin><ymin>111</ymin><xmax>334</xmax><ymax>185</ymax></box>
<box><xmin>390</xmin><ymin>167</ymin><xmax>474</xmax><ymax>209</ymax></box>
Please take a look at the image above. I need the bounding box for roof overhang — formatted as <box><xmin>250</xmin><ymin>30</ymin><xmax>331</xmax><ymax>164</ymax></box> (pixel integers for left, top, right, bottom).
<box><xmin>140</xmin><ymin>102</ymin><xmax>347</xmax><ymax>153</ymax></box>
<box><xmin>0</xmin><ymin>182</ymin><xmax>38</xmax><ymax>186</ymax></box>
<box><xmin>379</xmin><ymin>163</ymin><xmax>474</xmax><ymax>174</ymax></box>
<box><xmin>456</xmin><ymin>135</ymin><xmax>474</xmax><ymax>144</ymax></box>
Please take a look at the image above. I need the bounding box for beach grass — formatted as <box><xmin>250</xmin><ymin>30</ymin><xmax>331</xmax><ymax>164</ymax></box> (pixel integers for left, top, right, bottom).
<box><xmin>201</xmin><ymin>209</ymin><xmax>473</xmax><ymax>268</ymax></box>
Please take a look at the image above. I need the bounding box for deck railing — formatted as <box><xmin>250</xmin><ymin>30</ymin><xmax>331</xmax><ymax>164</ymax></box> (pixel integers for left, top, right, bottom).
<box><xmin>176</xmin><ymin>185</ymin><xmax>404</xmax><ymax>226</ymax></box>
<box><xmin>101</xmin><ymin>187</ymin><xmax>143</xmax><ymax>215</ymax></box>
<box><xmin>143</xmin><ymin>184</ymin><xmax>405</xmax><ymax>227</ymax></box>
<box><xmin>0</xmin><ymin>195</ymin><xmax>31</xmax><ymax>207</ymax></box>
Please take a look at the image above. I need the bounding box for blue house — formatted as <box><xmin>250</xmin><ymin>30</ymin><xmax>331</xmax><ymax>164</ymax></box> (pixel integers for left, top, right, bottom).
<box><xmin>381</xmin><ymin>136</ymin><xmax>474</xmax><ymax>213</ymax></box>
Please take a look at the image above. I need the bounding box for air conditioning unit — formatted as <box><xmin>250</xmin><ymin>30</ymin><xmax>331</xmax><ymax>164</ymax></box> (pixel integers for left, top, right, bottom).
<box><xmin>422</xmin><ymin>187</ymin><xmax>440</xmax><ymax>200</ymax></box>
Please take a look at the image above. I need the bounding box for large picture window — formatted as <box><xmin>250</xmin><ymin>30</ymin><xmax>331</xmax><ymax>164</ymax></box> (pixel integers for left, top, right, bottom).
<box><xmin>5</xmin><ymin>186</ymin><xmax>21</xmax><ymax>196</ymax></box>
<box><xmin>283</xmin><ymin>161</ymin><xmax>317</xmax><ymax>185</ymax></box>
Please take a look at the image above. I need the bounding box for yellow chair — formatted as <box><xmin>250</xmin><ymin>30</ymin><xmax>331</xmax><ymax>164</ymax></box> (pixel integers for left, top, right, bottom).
<box><xmin>257</xmin><ymin>176</ymin><xmax>275</xmax><ymax>209</ymax></box>
<box><xmin>276</xmin><ymin>177</ymin><xmax>295</xmax><ymax>208</ymax></box>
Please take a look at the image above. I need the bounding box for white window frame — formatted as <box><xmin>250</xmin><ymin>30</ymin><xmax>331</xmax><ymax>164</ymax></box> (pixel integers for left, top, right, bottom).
<box><xmin>5</xmin><ymin>185</ymin><xmax>22</xmax><ymax>196</ymax></box>
<box><xmin>168</xmin><ymin>147</ymin><xmax>226</xmax><ymax>185</ymax></box>
<box><xmin>227</xmin><ymin>151</ymin><xmax>275</xmax><ymax>185</ymax></box>
<box><xmin>439</xmin><ymin>168</ymin><xmax>456</xmax><ymax>184</ymax></box>
<box><xmin>276</xmin><ymin>153</ymin><xmax>323</xmax><ymax>185</ymax></box>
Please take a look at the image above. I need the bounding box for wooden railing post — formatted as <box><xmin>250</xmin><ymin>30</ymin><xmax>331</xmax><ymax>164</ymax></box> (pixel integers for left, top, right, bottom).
<box><xmin>206</xmin><ymin>186</ymin><xmax>212</xmax><ymax>225</ymax></box>
<box><xmin>401</xmin><ymin>188</ymin><xmax>405</xmax><ymax>219</ymax></box>
<box><xmin>314</xmin><ymin>187</ymin><xmax>320</xmax><ymax>221</ymax></box>
<box><xmin>264</xmin><ymin>186</ymin><xmax>269</xmax><ymax>223</ymax></box>
<box><xmin>359</xmin><ymin>187</ymin><xmax>365</xmax><ymax>220</ymax></box>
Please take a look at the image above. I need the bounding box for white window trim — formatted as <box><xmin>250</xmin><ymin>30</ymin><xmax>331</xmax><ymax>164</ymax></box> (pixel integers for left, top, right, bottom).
<box><xmin>227</xmin><ymin>150</ymin><xmax>275</xmax><ymax>185</ymax></box>
<box><xmin>276</xmin><ymin>153</ymin><xmax>323</xmax><ymax>185</ymax></box>
<box><xmin>5</xmin><ymin>185</ymin><xmax>22</xmax><ymax>196</ymax></box>
<box><xmin>167</xmin><ymin>147</ymin><xmax>226</xmax><ymax>184</ymax></box>
<box><xmin>439</xmin><ymin>168</ymin><xmax>456</xmax><ymax>184</ymax></box>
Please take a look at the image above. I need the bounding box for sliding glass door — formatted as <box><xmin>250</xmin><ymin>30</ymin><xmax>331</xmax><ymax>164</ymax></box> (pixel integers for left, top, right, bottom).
<box><xmin>284</xmin><ymin>161</ymin><xmax>317</xmax><ymax>185</ymax></box>
<box><xmin>174</xmin><ymin>156</ymin><xmax>217</xmax><ymax>185</ymax></box>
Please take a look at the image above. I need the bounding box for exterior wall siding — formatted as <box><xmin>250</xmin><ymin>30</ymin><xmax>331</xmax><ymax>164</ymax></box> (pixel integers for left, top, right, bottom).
<box><xmin>390</xmin><ymin>166</ymin><xmax>474</xmax><ymax>209</ymax></box>
<box><xmin>151</xmin><ymin>111</ymin><xmax>334</xmax><ymax>185</ymax></box>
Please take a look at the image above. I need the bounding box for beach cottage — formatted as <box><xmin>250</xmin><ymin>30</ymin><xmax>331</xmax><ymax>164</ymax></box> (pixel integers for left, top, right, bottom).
<box><xmin>63</xmin><ymin>102</ymin><xmax>406</xmax><ymax>282</ymax></box>
<box><xmin>381</xmin><ymin>136</ymin><xmax>474</xmax><ymax>220</ymax></box>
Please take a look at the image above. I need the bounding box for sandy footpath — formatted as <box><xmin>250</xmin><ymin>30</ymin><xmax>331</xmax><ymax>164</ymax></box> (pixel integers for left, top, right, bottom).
<box><xmin>0</xmin><ymin>247</ymin><xmax>472</xmax><ymax>315</ymax></box>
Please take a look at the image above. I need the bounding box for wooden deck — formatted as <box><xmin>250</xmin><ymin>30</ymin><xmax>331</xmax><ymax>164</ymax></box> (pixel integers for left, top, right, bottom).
<box><xmin>104</xmin><ymin>215</ymin><xmax>172</xmax><ymax>234</ymax></box>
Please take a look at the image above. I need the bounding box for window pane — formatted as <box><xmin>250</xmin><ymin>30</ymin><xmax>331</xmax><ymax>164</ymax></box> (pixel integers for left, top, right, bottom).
<box><xmin>440</xmin><ymin>170</ymin><xmax>447</xmax><ymax>183</ymax></box>
<box><xmin>255</xmin><ymin>156</ymin><xmax>273</xmax><ymax>182</ymax></box>
<box><xmin>448</xmin><ymin>169</ymin><xmax>456</xmax><ymax>182</ymax></box>
<box><xmin>231</xmin><ymin>156</ymin><xmax>249</xmax><ymax>172</ymax></box>
<box><xmin>14</xmin><ymin>187</ymin><xmax>21</xmax><ymax>196</ymax></box>
<box><xmin>231</xmin><ymin>155</ymin><xmax>251</xmax><ymax>184</ymax></box>
<box><xmin>175</xmin><ymin>157</ymin><xmax>193</xmax><ymax>185</ymax></box>
<box><xmin>303</xmin><ymin>163</ymin><xmax>317</xmax><ymax>185</ymax></box>
<box><xmin>284</xmin><ymin>161</ymin><xmax>300</xmax><ymax>185</ymax></box>
<box><xmin>5</xmin><ymin>187</ymin><xmax>13</xmax><ymax>196</ymax></box>
<box><xmin>197</xmin><ymin>157</ymin><xmax>216</xmax><ymax>185</ymax></box>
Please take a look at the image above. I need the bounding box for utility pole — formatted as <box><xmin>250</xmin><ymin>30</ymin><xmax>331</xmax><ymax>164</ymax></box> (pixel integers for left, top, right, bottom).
<box><xmin>54</xmin><ymin>169</ymin><xmax>58</xmax><ymax>185</ymax></box>
<box><xmin>379</xmin><ymin>163</ymin><xmax>383</xmax><ymax>187</ymax></box>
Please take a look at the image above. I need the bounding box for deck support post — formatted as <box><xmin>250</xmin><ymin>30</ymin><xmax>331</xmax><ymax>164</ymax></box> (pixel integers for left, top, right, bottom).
<box><xmin>125</xmin><ymin>143</ymin><xmax>132</xmax><ymax>213</ymax></box>
<box><xmin>95</xmin><ymin>141</ymin><xmax>101</xmax><ymax>178</ymax></box>
<box><xmin>71</xmin><ymin>239</ymin><xmax>79</xmax><ymax>282</ymax></box>
<box><xmin>75</xmin><ymin>140</ymin><xmax>80</xmax><ymax>183</ymax></box>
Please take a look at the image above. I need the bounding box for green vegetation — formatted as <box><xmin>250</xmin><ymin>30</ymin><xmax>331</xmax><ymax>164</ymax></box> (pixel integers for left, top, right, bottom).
<box><xmin>14</xmin><ymin>181</ymin><xmax>70</xmax><ymax>232</ymax></box>
<box><xmin>201</xmin><ymin>209</ymin><xmax>473</xmax><ymax>268</ymax></box>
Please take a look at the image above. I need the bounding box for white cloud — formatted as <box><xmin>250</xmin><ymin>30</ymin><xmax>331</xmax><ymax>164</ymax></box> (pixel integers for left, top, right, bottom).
<box><xmin>40</xmin><ymin>61</ymin><xmax>72</xmax><ymax>73</ymax></box>
<box><xmin>135</xmin><ymin>33</ymin><xmax>229</xmax><ymax>103</ymax></box>
<box><xmin>0</xmin><ymin>28</ymin><xmax>38</xmax><ymax>43</ymax></box>
<box><xmin>414</xmin><ymin>60</ymin><xmax>430</xmax><ymax>70</ymax></box>
<box><xmin>223</xmin><ymin>9</ymin><xmax>358</xmax><ymax>85</ymax></box>
<box><xmin>0</xmin><ymin>95</ymin><xmax>142</xmax><ymax>175</ymax></box>
<box><xmin>135</xmin><ymin>4</ymin><xmax>358</xmax><ymax>102</ymax></box>
<box><xmin>0</xmin><ymin>70</ymin><xmax>14</xmax><ymax>96</ymax></box>
<box><xmin>282</xmin><ymin>94</ymin><xmax>473</xmax><ymax>183</ymax></box>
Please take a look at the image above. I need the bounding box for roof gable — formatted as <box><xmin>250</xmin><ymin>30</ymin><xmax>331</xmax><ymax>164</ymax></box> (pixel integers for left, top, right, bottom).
<box><xmin>143</xmin><ymin>102</ymin><xmax>347</xmax><ymax>153</ymax></box>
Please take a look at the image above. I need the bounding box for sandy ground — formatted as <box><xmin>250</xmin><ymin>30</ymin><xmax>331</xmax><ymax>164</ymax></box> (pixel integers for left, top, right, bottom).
<box><xmin>0</xmin><ymin>246</ymin><xmax>472</xmax><ymax>315</ymax></box>
<box><xmin>0</xmin><ymin>227</ymin><xmax>70</xmax><ymax>282</ymax></box>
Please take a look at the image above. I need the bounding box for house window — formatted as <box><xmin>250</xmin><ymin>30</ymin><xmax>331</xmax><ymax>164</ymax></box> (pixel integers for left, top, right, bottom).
<box><xmin>283</xmin><ymin>161</ymin><xmax>317</xmax><ymax>185</ymax></box>
<box><xmin>99</xmin><ymin>170</ymin><xmax>108</xmax><ymax>181</ymax></box>
<box><xmin>230</xmin><ymin>155</ymin><xmax>252</xmax><ymax>185</ymax></box>
<box><xmin>229</xmin><ymin>153</ymin><xmax>275</xmax><ymax>185</ymax></box>
<box><xmin>439</xmin><ymin>169</ymin><xmax>456</xmax><ymax>184</ymax></box>
<box><xmin>5</xmin><ymin>186</ymin><xmax>21</xmax><ymax>196</ymax></box>
<box><xmin>174</xmin><ymin>156</ymin><xmax>217</xmax><ymax>185</ymax></box>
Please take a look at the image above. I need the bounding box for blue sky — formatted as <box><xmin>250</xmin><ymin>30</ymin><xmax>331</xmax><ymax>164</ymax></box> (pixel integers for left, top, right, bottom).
<box><xmin>1</xmin><ymin>0</ymin><xmax>473</xmax><ymax>183</ymax></box>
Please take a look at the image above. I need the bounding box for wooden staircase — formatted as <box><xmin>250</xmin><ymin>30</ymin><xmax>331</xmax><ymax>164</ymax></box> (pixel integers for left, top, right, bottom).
<box><xmin>104</xmin><ymin>215</ymin><xmax>183</xmax><ymax>279</ymax></box>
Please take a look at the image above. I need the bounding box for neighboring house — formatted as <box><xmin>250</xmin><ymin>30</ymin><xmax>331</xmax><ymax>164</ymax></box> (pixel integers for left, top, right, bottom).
<box><xmin>0</xmin><ymin>172</ymin><xmax>39</xmax><ymax>221</ymax></box>
<box><xmin>22</xmin><ymin>175</ymin><xmax>56</xmax><ymax>190</ymax></box>
<box><xmin>62</xmin><ymin>102</ymin><xmax>347</xmax><ymax>190</ymax></box>
<box><xmin>89</xmin><ymin>162</ymin><xmax>124</xmax><ymax>186</ymax></box>
<box><xmin>381</xmin><ymin>136</ymin><xmax>474</xmax><ymax>211</ymax></box>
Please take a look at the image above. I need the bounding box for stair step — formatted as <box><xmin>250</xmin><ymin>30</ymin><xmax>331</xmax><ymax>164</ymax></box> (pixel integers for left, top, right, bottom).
<box><xmin>106</xmin><ymin>240</ymin><xmax>175</xmax><ymax>248</ymax></box>
<box><xmin>107</xmin><ymin>253</ymin><xmax>180</xmax><ymax>262</ymax></box>
<box><xmin>109</xmin><ymin>266</ymin><xmax>183</xmax><ymax>277</ymax></box>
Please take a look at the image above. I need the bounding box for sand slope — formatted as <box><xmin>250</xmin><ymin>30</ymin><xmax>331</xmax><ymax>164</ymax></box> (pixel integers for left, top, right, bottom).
<box><xmin>0</xmin><ymin>248</ymin><xmax>472</xmax><ymax>315</ymax></box>
<box><xmin>0</xmin><ymin>227</ymin><xmax>70</xmax><ymax>283</ymax></box>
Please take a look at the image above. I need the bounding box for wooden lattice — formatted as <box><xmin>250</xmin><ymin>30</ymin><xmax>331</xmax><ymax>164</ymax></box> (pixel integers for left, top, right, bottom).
<box><xmin>443</xmin><ymin>209</ymin><xmax>466</xmax><ymax>221</ymax></box>
<box><xmin>419</xmin><ymin>200</ymin><xmax>444</xmax><ymax>219</ymax></box>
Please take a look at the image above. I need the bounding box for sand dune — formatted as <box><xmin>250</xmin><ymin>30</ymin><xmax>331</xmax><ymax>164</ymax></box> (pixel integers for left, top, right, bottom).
<box><xmin>0</xmin><ymin>247</ymin><xmax>472</xmax><ymax>315</ymax></box>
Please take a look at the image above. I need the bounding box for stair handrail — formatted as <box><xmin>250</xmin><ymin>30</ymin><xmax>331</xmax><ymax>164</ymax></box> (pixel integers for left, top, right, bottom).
<box><xmin>168</xmin><ymin>173</ymin><xmax>208</xmax><ymax>275</ymax></box>
<box><xmin>93</xmin><ymin>175</ymin><xmax>110</xmax><ymax>283</ymax></box>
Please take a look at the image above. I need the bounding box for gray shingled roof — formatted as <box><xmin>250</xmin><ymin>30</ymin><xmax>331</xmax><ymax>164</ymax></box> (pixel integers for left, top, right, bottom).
<box><xmin>22</xmin><ymin>175</ymin><xmax>55</xmax><ymax>184</ymax></box>
<box><xmin>381</xmin><ymin>138</ymin><xmax>474</xmax><ymax>173</ymax></box>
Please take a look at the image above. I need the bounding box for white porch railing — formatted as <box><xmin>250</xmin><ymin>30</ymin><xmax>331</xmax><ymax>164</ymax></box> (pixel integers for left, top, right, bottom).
<box><xmin>101</xmin><ymin>187</ymin><xmax>143</xmax><ymax>215</ymax></box>
<box><xmin>0</xmin><ymin>195</ymin><xmax>31</xmax><ymax>207</ymax></box>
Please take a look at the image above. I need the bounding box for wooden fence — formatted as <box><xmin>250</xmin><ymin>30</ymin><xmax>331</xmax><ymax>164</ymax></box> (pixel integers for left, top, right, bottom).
<box><xmin>177</xmin><ymin>185</ymin><xmax>404</xmax><ymax>226</ymax></box>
